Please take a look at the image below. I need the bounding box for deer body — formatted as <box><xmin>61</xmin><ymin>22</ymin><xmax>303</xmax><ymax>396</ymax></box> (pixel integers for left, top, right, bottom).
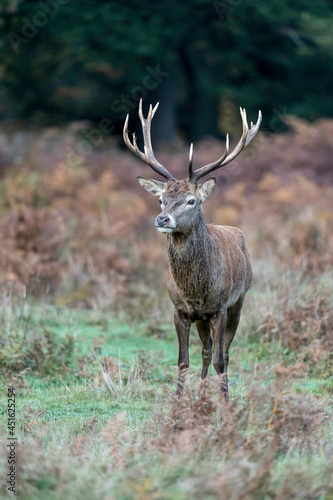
<box><xmin>167</xmin><ymin>223</ymin><xmax>252</xmax><ymax>320</ymax></box>
<box><xmin>124</xmin><ymin>100</ymin><xmax>261</xmax><ymax>398</ymax></box>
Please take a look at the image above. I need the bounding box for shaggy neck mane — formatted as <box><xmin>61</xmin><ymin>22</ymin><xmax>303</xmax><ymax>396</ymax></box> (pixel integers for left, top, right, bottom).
<box><xmin>167</xmin><ymin>213</ymin><xmax>213</xmax><ymax>295</ymax></box>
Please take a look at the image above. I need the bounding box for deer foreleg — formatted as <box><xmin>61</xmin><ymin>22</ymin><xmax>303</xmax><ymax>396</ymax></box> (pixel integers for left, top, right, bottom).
<box><xmin>224</xmin><ymin>296</ymin><xmax>244</xmax><ymax>387</ymax></box>
<box><xmin>211</xmin><ymin>309</ymin><xmax>228</xmax><ymax>398</ymax></box>
<box><xmin>174</xmin><ymin>309</ymin><xmax>190</xmax><ymax>397</ymax></box>
<box><xmin>196</xmin><ymin>319</ymin><xmax>212</xmax><ymax>398</ymax></box>
<box><xmin>196</xmin><ymin>320</ymin><xmax>212</xmax><ymax>379</ymax></box>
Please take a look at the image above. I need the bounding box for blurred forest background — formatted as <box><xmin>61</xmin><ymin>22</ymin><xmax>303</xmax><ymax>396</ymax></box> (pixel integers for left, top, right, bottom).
<box><xmin>1</xmin><ymin>0</ymin><xmax>333</xmax><ymax>140</ymax></box>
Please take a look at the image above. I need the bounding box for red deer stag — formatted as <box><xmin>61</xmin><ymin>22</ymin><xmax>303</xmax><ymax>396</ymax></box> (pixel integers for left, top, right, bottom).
<box><xmin>123</xmin><ymin>100</ymin><xmax>261</xmax><ymax>398</ymax></box>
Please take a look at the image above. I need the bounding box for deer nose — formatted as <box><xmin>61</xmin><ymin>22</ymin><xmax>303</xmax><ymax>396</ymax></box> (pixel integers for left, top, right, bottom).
<box><xmin>156</xmin><ymin>215</ymin><xmax>170</xmax><ymax>227</ymax></box>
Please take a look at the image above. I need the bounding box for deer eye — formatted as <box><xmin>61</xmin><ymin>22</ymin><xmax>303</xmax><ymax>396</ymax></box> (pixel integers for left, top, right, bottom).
<box><xmin>159</xmin><ymin>199</ymin><xmax>163</xmax><ymax>205</ymax></box>
<box><xmin>187</xmin><ymin>199</ymin><xmax>195</xmax><ymax>206</ymax></box>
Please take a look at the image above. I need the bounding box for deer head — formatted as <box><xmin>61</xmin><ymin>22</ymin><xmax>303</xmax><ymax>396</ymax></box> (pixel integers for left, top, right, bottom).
<box><xmin>123</xmin><ymin>99</ymin><xmax>261</xmax><ymax>235</ymax></box>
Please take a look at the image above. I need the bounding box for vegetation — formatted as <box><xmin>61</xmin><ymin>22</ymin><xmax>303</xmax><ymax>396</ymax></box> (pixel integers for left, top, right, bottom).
<box><xmin>1</xmin><ymin>1</ymin><xmax>333</xmax><ymax>139</ymax></box>
<box><xmin>0</xmin><ymin>269</ymin><xmax>332</xmax><ymax>499</ymax></box>
<box><xmin>0</xmin><ymin>3</ymin><xmax>332</xmax><ymax>498</ymax></box>
<box><xmin>0</xmin><ymin>116</ymin><xmax>332</xmax><ymax>498</ymax></box>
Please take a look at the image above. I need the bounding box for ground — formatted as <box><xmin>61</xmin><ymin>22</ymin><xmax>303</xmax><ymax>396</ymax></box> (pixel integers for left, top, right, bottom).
<box><xmin>0</xmin><ymin>265</ymin><xmax>332</xmax><ymax>499</ymax></box>
<box><xmin>0</xmin><ymin>120</ymin><xmax>333</xmax><ymax>499</ymax></box>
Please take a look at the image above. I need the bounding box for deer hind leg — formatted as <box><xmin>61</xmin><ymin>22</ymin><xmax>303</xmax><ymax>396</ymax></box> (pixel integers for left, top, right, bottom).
<box><xmin>196</xmin><ymin>319</ymin><xmax>212</xmax><ymax>397</ymax></box>
<box><xmin>223</xmin><ymin>295</ymin><xmax>245</xmax><ymax>395</ymax></box>
<box><xmin>210</xmin><ymin>309</ymin><xmax>228</xmax><ymax>397</ymax></box>
<box><xmin>174</xmin><ymin>309</ymin><xmax>191</xmax><ymax>397</ymax></box>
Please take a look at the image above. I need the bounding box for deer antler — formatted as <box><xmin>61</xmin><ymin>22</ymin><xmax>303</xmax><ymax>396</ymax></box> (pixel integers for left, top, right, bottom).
<box><xmin>188</xmin><ymin>108</ymin><xmax>262</xmax><ymax>183</ymax></box>
<box><xmin>123</xmin><ymin>99</ymin><xmax>175</xmax><ymax>181</ymax></box>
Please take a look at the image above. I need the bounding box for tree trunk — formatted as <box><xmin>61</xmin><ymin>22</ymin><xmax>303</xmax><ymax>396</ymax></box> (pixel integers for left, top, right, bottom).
<box><xmin>179</xmin><ymin>46</ymin><xmax>219</xmax><ymax>142</ymax></box>
<box><xmin>150</xmin><ymin>67</ymin><xmax>177</xmax><ymax>145</ymax></box>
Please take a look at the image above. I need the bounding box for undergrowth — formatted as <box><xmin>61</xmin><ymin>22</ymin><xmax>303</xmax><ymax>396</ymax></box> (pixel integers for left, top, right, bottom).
<box><xmin>0</xmin><ymin>269</ymin><xmax>332</xmax><ymax>499</ymax></box>
<box><xmin>0</xmin><ymin>121</ymin><xmax>332</xmax><ymax>498</ymax></box>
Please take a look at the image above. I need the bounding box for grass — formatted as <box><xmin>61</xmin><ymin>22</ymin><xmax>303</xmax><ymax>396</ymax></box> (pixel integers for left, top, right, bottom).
<box><xmin>0</xmin><ymin>137</ymin><xmax>332</xmax><ymax>498</ymax></box>
<box><xmin>0</xmin><ymin>273</ymin><xmax>332</xmax><ymax>499</ymax></box>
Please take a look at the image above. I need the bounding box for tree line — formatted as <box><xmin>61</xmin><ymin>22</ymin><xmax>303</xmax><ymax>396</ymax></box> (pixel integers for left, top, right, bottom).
<box><xmin>0</xmin><ymin>0</ymin><xmax>333</xmax><ymax>143</ymax></box>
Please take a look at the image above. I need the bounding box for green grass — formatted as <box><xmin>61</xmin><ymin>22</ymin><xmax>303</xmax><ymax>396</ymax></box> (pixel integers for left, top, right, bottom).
<box><xmin>0</xmin><ymin>302</ymin><xmax>332</xmax><ymax>499</ymax></box>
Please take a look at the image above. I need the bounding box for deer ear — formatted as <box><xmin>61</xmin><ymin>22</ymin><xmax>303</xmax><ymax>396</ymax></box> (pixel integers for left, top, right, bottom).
<box><xmin>137</xmin><ymin>176</ymin><xmax>165</xmax><ymax>196</ymax></box>
<box><xmin>197</xmin><ymin>178</ymin><xmax>216</xmax><ymax>201</ymax></box>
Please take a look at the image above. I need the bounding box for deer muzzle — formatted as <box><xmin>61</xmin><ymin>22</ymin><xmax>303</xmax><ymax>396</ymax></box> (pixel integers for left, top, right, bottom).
<box><xmin>155</xmin><ymin>214</ymin><xmax>176</xmax><ymax>234</ymax></box>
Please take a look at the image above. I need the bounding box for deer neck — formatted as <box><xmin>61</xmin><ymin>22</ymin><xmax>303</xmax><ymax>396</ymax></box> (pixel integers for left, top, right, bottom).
<box><xmin>167</xmin><ymin>214</ymin><xmax>212</xmax><ymax>293</ymax></box>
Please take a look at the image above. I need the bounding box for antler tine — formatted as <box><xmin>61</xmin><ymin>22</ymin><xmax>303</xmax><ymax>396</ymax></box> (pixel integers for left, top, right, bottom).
<box><xmin>140</xmin><ymin>101</ymin><xmax>154</xmax><ymax>164</ymax></box>
<box><xmin>188</xmin><ymin>108</ymin><xmax>262</xmax><ymax>183</ymax></box>
<box><xmin>123</xmin><ymin>99</ymin><xmax>175</xmax><ymax>181</ymax></box>
<box><xmin>188</xmin><ymin>143</ymin><xmax>194</xmax><ymax>178</ymax></box>
<box><xmin>188</xmin><ymin>135</ymin><xmax>229</xmax><ymax>183</ymax></box>
<box><xmin>123</xmin><ymin>114</ymin><xmax>137</xmax><ymax>155</ymax></box>
<box><xmin>244</xmin><ymin>109</ymin><xmax>262</xmax><ymax>147</ymax></box>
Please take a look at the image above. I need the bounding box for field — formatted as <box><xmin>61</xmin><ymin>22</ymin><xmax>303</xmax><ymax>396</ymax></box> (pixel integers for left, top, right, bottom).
<box><xmin>0</xmin><ymin>117</ymin><xmax>333</xmax><ymax>499</ymax></box>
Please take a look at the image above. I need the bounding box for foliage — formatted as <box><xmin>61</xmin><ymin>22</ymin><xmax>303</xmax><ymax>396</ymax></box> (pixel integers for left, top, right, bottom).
<box><xmin>0</xmin><ymin>116</ymin><xmax>332</xmax><ymax>316</ymax></box>
<box><xmin>0</xmin><ymin>64</ymin><xmax>332</xmax><ymax>498</ymax></box>
<box><xmin>0</xmin><ymin>318</ymin><xmax>75</xmax><ymax>376</ymax></box>
<box><xmin>0</xmin><ymin>294</ymin><xmax>332</xmax><ymax>499</ymax></box>
<box><xmin>0</xmin><ymin>1</ymin><xmax>333</xmax><ymax>137</ymax></box>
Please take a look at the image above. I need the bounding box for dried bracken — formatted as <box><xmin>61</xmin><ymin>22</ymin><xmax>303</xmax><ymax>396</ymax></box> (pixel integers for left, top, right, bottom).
<box><xmin>0</xmin><ymin>119</ymin><xmax>332</xmax><ymax>499</ymax></box>
<box><xmin>3</xmin><ymin>375</ymin><xmax>331</xmax><ymax>500</ymax></box>
<box><xmin>0</xmin><ymin>118</ymin><xmax>332</xmax><ymax>312</ymax></box>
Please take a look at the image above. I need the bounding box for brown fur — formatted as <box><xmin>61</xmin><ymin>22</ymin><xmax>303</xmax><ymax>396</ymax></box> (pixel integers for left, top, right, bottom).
<box><xmin>166</xmin><ymin>208</ymin><xmax>251</xmax><ymax>397</ymax></box>
<box><xmin>167</xmin><ymin>223</ymin><xmax>251</xmax><ymax>320</ymax></box>
<box><xmin>137</xmin><ymin>177</ymin><xmax>252</xmax><ymax>398</ymax></box>
<box><xmin>125</xmin><ymin>100</ymin><xmax>261</xmax><ymax>399</ymax></box>
<box><xmin>164</xmin><ymin>179</ymin><xmax>195</xmax><ymax>195</ymax></box>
